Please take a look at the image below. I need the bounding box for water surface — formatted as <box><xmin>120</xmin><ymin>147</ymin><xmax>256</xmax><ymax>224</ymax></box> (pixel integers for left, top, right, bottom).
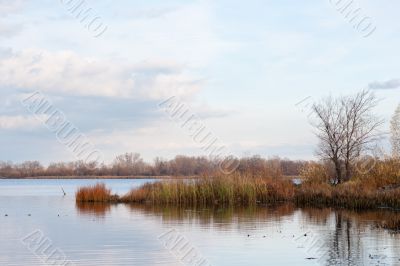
<box><xmin>1</xmin><ymin>179</ymin><xmax>400</xmax><ymax>265</ymax></box>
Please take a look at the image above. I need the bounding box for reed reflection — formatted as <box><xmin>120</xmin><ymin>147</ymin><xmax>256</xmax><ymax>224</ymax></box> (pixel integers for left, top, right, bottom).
<box><xmin>76</xmin><ymin>202</ymin><xmax>112</xmax><ymax>217</ymax></box>
<box><xmin>74</xmin><ymin>202</ymin><xmax>400</xmax><ymax>265</ymax></box>
<box><xmin>128</xmin><ymin>204</ymin><xmax>400</xmax><ymax>265</ymax></box>
<box><xmin>127</xmin><ymin>203</ymin><xmax>296</xmax><ymax>226</ymax></box>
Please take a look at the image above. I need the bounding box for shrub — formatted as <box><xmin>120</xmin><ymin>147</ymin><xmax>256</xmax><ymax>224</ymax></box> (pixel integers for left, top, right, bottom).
<box><xmin>75</xmin><ymin>183</ymin><xmax>118</xmax><ymax>203</ymax></box>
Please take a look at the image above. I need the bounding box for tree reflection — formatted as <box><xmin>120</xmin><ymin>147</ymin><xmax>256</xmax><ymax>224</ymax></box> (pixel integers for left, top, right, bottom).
<box><xmin>304</xmin><ymin>208</ymin><xmax>400</xmax><ymax>265</ymax></box>
<box><xmin>75</xmin><ymin>202</ymin><xmax>400</xmax><ymax>264</ymax></box>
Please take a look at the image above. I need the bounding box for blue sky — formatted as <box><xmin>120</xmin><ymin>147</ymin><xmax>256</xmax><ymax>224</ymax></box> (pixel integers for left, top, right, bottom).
<box><xmin>0</xmin><ymin>0</ymin><xmax>399</xmax><ymax>164</ymax></box>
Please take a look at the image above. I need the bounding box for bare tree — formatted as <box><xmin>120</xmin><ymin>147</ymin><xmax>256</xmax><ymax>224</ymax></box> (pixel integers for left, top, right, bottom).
<box><xmin>340</xmin><ymin>90</ymin><xmax>383</xmax><ymax>180</ymax></box>
<box><xmin>0</xmin><ymin>156</ymin><xmax>309</xmax><ymax>178</ymax></box>
<box><xmin>311</xmin><ymin>90</ymin><xmax>383</xmax><ymax>184</ymax></box>
<box><xmin>391</xmin><ymin>104</ymin><xmax>400</xmax><ymax>158</ymax></box>
<box><xmin>112</xmin><ymin>153</ymin><xmax>148</xmax><ymax>175</ymax></box>
<box><xmin>18</xmin><ymin>161</ymin><xmax>44</xmax><ymax>177</ymax></box>
<box><xmin>312</xmin><ymin>96</ymin><xmax>347</xmax><ymax>184</ymax></box>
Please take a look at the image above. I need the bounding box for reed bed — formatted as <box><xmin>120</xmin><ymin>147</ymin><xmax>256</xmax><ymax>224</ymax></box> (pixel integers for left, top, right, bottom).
<box><xmin>75</xmin><ymin>183</ymin><xmax>118</xmax><ymax>203</ymax></box>
<box><xmin>121</xmin><ymin>174</ymin><xmax>295</xmax><ymax>206</ymax></box>
<box><xmin>295</xmin><ymin>182</ymin><xmax>400</xmax><ymax>209</ymax></box>
<box><xmin>75</xmin><ymin>180</ymin><xmax>400</xmax><ymax>209</ymax></box>
<box><xmin>296</xmin><ymin>158</ymin><xmax>400</xmax><ymax>209</ymax></box>
<box><xmin>76</xmin><ymin>159</ymin><xmax>400</xmax><ymax>209</ymax></box>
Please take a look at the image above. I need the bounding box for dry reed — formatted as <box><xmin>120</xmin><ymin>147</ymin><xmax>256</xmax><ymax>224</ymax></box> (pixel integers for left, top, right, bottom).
<box><xmin>75</xmin><ymin>183</ymin><xmax>118</xmax><ymax>203</ymax></box>
<box><xmin>75</xmin><ymin>159</ymin><xmax>400</xmax><ymax>209</ymax></box>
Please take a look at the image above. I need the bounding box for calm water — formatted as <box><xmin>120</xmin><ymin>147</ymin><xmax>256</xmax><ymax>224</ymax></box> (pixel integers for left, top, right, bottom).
<box><xmin>1</xmin><ymin>179</ymin><xmax>400</xmax><ymax>266</ymax></box>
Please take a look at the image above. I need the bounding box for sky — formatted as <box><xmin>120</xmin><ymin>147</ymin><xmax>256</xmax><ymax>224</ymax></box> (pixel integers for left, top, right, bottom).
<box><xmin>0</xmin><ymin>0</ymin><xmax>399</xmax><ymax>165</ymax></box>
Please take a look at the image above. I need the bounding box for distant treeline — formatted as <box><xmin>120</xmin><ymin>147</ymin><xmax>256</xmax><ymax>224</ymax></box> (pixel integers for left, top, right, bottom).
<box><xmin>0</xmin><ymin>153</ymin><xmax>308</xmax><ymax>178</ymax></box>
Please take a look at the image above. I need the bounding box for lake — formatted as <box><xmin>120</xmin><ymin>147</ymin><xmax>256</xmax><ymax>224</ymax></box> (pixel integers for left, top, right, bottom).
<box><xmin>1</xmin><ymin>179</ymin><xmax>400</xmax><ymax>265</ymax></box>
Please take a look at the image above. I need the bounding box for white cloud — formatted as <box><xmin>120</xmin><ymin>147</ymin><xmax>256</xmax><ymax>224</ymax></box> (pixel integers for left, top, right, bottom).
<box><xmin>86</xmin><ymin>122</ymin><xmax>199</xmax><ymax>161</ymax></box>
<box><xmin>0</xmin><ymin>115</ymin><xmax>47</xmax><ymax>130</ymax></box>
<box><xmin>0</xmin><ymin>49</ymin><xmax>202</xmax><ymax>100</ymax></box>
<box><xmin>369</xmin><ymin>79</ymin><xmax>400</xmax><ymax>90</ymax></box>
<box><xmin>0</xmin><ymin>0</ymin><xmax>25</xmax><ymax>38</ymax></box>
<box><xmin>0</xmin><ymin>23</ymin><xmax>23</xmax><ymax>37</ymax></box>
<box><xmin>92</xmin><ymin>1</ymin><xmax>224</xmax><ymax>67</ymax></box>
<box><xmin>0</xmin><ymin>0</ymin><xmax>26</xmax><ymax>15</ymax></box>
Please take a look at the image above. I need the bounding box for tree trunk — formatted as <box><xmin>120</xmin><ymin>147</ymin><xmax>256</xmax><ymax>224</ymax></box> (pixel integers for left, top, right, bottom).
<box><xmin>334</xmin><ymin>159</ymin><xmax>342</xmax><ymax>184</ymax></box>
<box><xmin>344</xmin><ymin>160</ymin><xmax>351</xmax><ymax>181</ymax></box>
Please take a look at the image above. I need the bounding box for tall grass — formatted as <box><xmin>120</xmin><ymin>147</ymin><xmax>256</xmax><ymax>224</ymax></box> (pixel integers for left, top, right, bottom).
<box><xmin>296</xmin><ymin>158</ymin><xmax>400</xmax><ymax>209</ymax></box>
<box><xmin>122</xmin><ymin>174</ymin><xmax>295</xmax><ymax>206</ymax></box>
<box><xmin>295</xmin><ymin>181</ymin><xmax>400</xmax><ymax>209</ymax></box>
<box><xmin>75</xmin><ymin>183</ymin><xmax>118</xmax><ymax>203</ymax></box>
<box><xmin>75</xmin><ymin>159</ymin><xmax>400</xmax><ymax>209</ymax></box>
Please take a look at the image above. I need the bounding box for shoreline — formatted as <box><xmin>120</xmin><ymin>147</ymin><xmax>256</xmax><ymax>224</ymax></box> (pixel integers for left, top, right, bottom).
<box><xmin>0</xmin><ymin>176</ymin><xmax>191</xmax><ymax>180</ymax></box>
<box><xmin>75</xmin><ymin>176</ymin><xmax>400</xmax><ymax>211</ymax></box>
<box><xmin>77</xmin><ymin>199</ymin><xmax>400</xmax><ymax>213</ymax></box>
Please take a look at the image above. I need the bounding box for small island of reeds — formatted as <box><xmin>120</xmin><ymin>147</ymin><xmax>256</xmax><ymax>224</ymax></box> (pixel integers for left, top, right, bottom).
<box><xmin>76</xmin><ymin>158</ymin><xmax>400</xmax><ymax>210</ymax></box>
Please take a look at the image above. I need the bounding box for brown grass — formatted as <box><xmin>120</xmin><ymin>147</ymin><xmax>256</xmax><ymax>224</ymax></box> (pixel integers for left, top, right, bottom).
<box><xmin>121</xmin><ymin>174</ymin><xmax>295</xmax><ymax>206</ymax></box>
<box><xmin>295</xmin><ymin>181</ymin><xmax>400</xmax><ymax>209</ymax></box>
<box><xmin>75</xmin><ymin>183</ymin><xmax>118</xmax><ymax>203</ymax></box>
<box><xmin>296</xmin><ymin>158</ymin><xmax>400</xmax><ymax>209</ymax></box>
<box><xmin>75</xmin><ymin>159</ymin><xmax>400</xmax><ymax>209</ymax></box>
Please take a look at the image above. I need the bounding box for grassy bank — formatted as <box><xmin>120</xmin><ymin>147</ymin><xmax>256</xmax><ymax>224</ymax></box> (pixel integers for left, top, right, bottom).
<box><xmin>295</xmin><ymin>182</ymin><xmax>400</xmax><ymax>209</ymax></box>
<box><xmin>75</xmin><ymin>178</ymin><xmax>400</xmax><ymax>210</ymax></box>
<box><xmin>295</xmin><ymin>159</ymin><xmax>400</xmax><ymax>209</ymax></box>
<box><xmin>3</xmin><ymin>175</ymin><xmax>178</xmax><ymax>179</ymax></box>
<box><xmin>76</xmin><ymin>175</ymin><xmax>296</xmax><ymax>205</ymax></box>
<box><xmin>75</xmin><ymin>159</ymin><xmax>400</xmax><ymax>210</ymax></box>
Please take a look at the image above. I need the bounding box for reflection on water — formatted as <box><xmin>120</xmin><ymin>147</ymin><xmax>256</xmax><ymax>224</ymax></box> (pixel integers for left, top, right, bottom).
<box><xmin>75</xmin><ymin>202</ymin><xmax>400</xmax><ymax>265</ymax></box>
<box><xmin>126</xmin><ymin>203</ymin><xmax>297</xmax><ymax>226</ymax></box>
<box><xmin>78</xmin><ymin>203</ymin><xmax>400</xmax><ymax>265</ymax></box>
<box><xmin>76</xmin><ymin>202</ymin><xmax>112</xmax><ymax>217</ymax></box>
<box><xmin>1</xmin><ymin>180</ymin><xmax>400</xmax><ymax>265</ymax></box>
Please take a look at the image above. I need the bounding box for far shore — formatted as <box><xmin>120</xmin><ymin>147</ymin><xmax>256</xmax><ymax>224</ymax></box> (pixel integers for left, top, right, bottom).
<box><xmin>0</xmin><ymin>175</ymin><xmax>191</xmax><ymax>180</ymax></box>
<box><xmin>0</xmin><ymin>175</ymin><xmax>298</xmax><ymax>180</ymax></box>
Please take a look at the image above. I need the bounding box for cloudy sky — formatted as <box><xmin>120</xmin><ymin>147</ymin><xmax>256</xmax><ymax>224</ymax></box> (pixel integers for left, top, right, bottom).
<box><xmin>0</xmin><ymin>0</ymin><xmax>399</xmax><ymax>164</ymax></box>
